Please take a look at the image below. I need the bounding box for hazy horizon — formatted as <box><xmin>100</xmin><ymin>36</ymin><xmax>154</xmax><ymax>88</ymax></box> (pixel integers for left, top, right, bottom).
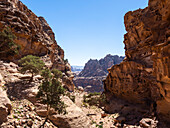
<box><xmin>20</xmin><ymin>0</ymin><xmax>148</xmax><ymax>66</ymax></box>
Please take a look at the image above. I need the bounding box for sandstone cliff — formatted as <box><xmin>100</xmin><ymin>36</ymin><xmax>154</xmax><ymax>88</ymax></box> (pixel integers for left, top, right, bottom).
<box><xmin>104</xmin><ymin>0</ymin><xmax>170</xmax><ymax>122</ymax></box>
<box><xmin>0</xmin><ymin>0</ymin><xmax>74</xmax><ymax>91</ymax></box>
<box><xmin>74</xmin><ymin>54</ymin><xmax>124</xmax><ymax>92</ymax></box>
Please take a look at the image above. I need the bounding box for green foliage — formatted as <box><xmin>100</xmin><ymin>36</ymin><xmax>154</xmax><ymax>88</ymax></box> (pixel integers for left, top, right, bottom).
<box><xmin>83</xmin><ymin>92</ymin><xmax>106</xmax><ymax>106</ymax></box>
<box><xmin>0</xmin><ymin>26</ymin><xmax>20</xmax><ymax>56</ymax></box>
<box><xmin>37</xmin><ymin>68</ymin><xmax>66</xmax><ymax>115</ymax></box>
<box><xmin>86</xmin><ymin>92</ymin><xmax>101</xmax><ymax>98</ymax></box>
<box><xmin>64</xmin><ymin>59</ymin><xmax>68</xmax><ymax>63</ymax></box>
<box><xmin>96</xmin><ymin>121</ymin><xmax>103</xmax><ymax>128</ymax></box>
<box><xmin>19</xmin><ymin>55</ymin><xmax>45</xmax><ymax>82</ymax></box>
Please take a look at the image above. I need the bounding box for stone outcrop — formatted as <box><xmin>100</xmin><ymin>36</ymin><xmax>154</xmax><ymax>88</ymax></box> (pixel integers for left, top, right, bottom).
<box><xmin>0</xmin><ymin>0</ymin><xmax>74</xmax><ymax>91</ymax></box>
<box><xmin>49</xmin><ymin>96</ymin><xmax>91</xmax><ymax>128</ymax></box>
<box><xmin>74</xmin><ymin>54</ymin><xmax>124</xmax><ymax>92</ymax></box>
<box><xmin>0</xmin><ymin>73</ymin><xmax>12</xmax><ymax>124</ymax></box>
<box><xmin>0</xmin><ymin>60</ymin><xmax>91</xmax><ymax>128</ymax></box>
<box><xmin>35</xmin><ymin>97</ymin><xmax>91</xmax><ymax>128</ymax></box>
<box><xmin>104</xmin><ymin>0</ymin><xmax>170</xmax><ymax>122</ymax></box>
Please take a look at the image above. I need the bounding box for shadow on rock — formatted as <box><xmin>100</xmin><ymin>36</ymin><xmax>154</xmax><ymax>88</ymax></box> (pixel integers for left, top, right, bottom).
<box><xmin>6</xmin><ymin>80</ymin><xmax>38</xmax><ymax>101</ymax></box>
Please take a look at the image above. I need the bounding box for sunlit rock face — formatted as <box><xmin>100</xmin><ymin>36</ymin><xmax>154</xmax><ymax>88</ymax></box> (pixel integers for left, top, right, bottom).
<box><xmin>104</xmin><ymin>0</ymin><xmax>170</xmax><ymax>121</ymax></box>
<box><xmin>0</xmin><ymin>0</ymin><xmax>74</xmax><ymax>91</ymax></box>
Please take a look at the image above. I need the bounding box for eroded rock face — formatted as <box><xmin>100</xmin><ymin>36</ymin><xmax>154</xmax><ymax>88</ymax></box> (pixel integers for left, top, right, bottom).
<box><xmin>0</xmin><ymin>74</ymin><xmax>12</xmax><ymax>124</ymax></box>
<box><xmin>104</xmin><ymin>0</ymin><xmax>170</xmax><ymax>121</ymax></box>
<box><xmin>74</xmin><ymin>54</ymin><xmax>124</xmax><ymax>92</ymax></box>
<box><xmin>0</xmin><ymin>0</ymin><xmax>74</xmax><ymax>91</ymax></box>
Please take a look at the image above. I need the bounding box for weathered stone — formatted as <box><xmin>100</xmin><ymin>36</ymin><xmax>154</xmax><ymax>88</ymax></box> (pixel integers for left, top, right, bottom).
<box><xmin>27</xmin><ymin>119</ymin><xmax>33</xmax><ymax>127</ymax></box>
<box><xmin>104</xmin><ymin>0</ymin><xmax>170</xmax><ymax>122</ymax></box>
<box><xmin>49</xmin><ymin>96</ymin><xmax>91</xmax><ymax>128</ymax></box>
<box><xmin>0</xmin><ymin>0</ymin><xmax>74</xmax><ymax>91</ymax></box>
<box><xmin>0</xmin><ymin>85</ymin><xmax>12</xmax><ymax>124</ymax></box>
<box><xmin>140</xmin><ymin>118</ymin><xmax>158</xmax><ymax>128</ymax></box>
<box><xmin>115</xmin><ymin>116</ymin><xmax>126</xmax><ymax>123</ymax></box>
<box><xmin>36</xmin><ymin>96</ymin><xmax>91</xmax><ymax>128</ymax></box>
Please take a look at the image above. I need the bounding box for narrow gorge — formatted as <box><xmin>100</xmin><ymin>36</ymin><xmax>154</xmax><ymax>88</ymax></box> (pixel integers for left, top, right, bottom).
<box><xmin>0</xmin><ymin>0</ymin><xmax>169</xmax><ymax>128</ymax></box>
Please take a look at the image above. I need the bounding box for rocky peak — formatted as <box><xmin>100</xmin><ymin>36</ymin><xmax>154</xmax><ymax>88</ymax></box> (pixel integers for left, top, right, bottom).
<box><xmin>74</xmin><ymin>55</ymin><xmax>124</xmax><ymax>92</ymax></box>
<box><xmin>78</xmin><ymin>59</ymin><xmax>105</xmax><ymax>77</ymax></box>
<box><xmin>99</xmin><ymin>54</ymin><xmax>124</xmax><ymax>73</ymax></box>
<box><xmin>78</xmin><ymin>55</ymin><xmax>124</xmax><ymax>77</ymax></box>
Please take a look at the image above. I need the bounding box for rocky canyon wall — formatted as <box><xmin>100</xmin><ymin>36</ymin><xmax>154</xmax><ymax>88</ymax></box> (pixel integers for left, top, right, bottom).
<box><xmin>104</xmin><ymin>0</ymin><xmax>170</xmax><ymax>121</ymax></box>
<box><xmin>0</xmin><ymin>0</ymin><xmax>74</xmax><ymax>91</ymax></box>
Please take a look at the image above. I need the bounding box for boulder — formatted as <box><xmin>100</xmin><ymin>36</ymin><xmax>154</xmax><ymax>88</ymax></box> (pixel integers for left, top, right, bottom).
<box><xmin>36</xmin><ymin>96</ymin><xmax>91</xmax><ymax>128</ymax></box>
<box><xmin>49</xmin><ymin>96</ymin><xmax>90</xmax><ymax>128</ymax></box>
<box><xmin>0</xmin><ymin>86</ymin><xmax>12</xmax><ymax>124</ymax></box>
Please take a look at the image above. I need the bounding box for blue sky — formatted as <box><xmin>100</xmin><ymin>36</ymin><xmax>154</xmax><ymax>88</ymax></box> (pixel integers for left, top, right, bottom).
<box><xmin>20</xmin><ymin>0</ymin><xmax>148</xmax><ymax>66</ymax></box>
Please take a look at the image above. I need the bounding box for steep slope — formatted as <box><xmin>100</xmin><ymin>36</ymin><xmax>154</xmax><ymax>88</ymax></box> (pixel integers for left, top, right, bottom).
<box><xmin>0</xmin><ymin>0</ymin><xmax>74</xmax><ymax>91</ymax></box>
<box><xmin>74</xmin><ymin>54</ymin><xmax>124</xmax><ymax>92</ymax></box>
<box><xmin>104</xmin><ymin>0</ymin><xmax>170</xmax><ymax>122</ymax></box>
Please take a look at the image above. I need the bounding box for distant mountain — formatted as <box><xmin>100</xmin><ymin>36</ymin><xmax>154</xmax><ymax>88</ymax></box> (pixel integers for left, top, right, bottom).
<box><xmin>71</xmin><ymin>66</ymin><xmax>84</xmax><ymax>74</ymax></box>
<box><xmin>78</xmin><ymin>54</ymin><xmax>124</xmax><ymax>77</ymax></box>
<box><xmin>73</xmin><ymin>54</ymin><xmax>124</xmax><ymax>92</ymax></box>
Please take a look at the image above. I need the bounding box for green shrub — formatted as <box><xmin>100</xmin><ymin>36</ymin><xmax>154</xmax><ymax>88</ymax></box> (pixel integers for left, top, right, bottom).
<box><xmin>64</xmin><ymin>59</ymin><xmax>68</xmax><ymax>63</ymax></box>
<box><xmin>83</xmin><ymin>92</ymin><xmax>106</xmax><ymax>107</ymax></box>
<box><xmin>19</xmin><ymin>55</ymin><xmax>45</xmax><ymax>82</ymax></box>
<box><xmin>37</xmin><ymin>68</ymin><xmax>66</xmax><ymax>127</ymax></box>
<box><xmin>96</xmin><ymin>121</ymin><xmax>103</xmax><ymax>128</ymax></box>
<box><xmin>0</xmin><ymin>26</ymin><xmax>20</xmax><ymax>56</ymax></box>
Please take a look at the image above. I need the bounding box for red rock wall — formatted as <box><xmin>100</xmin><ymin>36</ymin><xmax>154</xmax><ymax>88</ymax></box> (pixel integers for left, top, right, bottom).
<box><xmin>104</xmin><ymin>0</ymin><xmax>170</xmax><ymax>121</ymax></box>
<box><xmin>0</xmin><ymin>0</ymin><xmax>74</xmax><ymax>91</ymax></box>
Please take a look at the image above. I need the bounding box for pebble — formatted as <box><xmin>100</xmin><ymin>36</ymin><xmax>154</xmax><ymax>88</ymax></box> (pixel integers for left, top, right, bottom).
<box><xmin>27</xmin><ymin>119</ymin><xmax>33</xmax><ymax>127</ymax></box>
<box><xmin>25</xmin><ymin>114</ymin><xmax>29</xmax><ymax>118</ymax></box>
<box><xmin>21</xmin><ymin>119</ymin><xmax>26</xmax><ymax>124</ymax></box>
<box><xmin>36</xmin><ymin>116</ymin><xmax>42</xmax><ymax>121</ymax></box>
<box><xmin>29</xmin><ymin>113</ymin><xmax>35</xmax><ymax>120</ymax></box>
<box><xmin>14</xmin><ymin>120</ymin><xmax>19</xmax><ymax>125</ymax></box>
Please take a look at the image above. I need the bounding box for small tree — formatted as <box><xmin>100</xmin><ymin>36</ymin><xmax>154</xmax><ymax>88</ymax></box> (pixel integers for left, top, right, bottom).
<box><xmin>19</xmin><ymin>55</ymin><xmax>45</xmax><ymax>83</ymax></box>
<box><xmin>0</xmin><ymin>26</ymin><xmax>20</xmax><ymax>57</ymax></box>
<box><xmin>37</xmin><ymin>68</ymin><xmax>66</xmax><ymax>127</ymax></box>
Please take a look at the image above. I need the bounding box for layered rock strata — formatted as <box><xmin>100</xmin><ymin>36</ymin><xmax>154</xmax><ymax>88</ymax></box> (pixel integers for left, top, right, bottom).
<box><xmin>104</xmin><ymin>0</ymin><xmax>170</xmax><ymax>122</ymax></box>
<box><xmin>74</xmin><ymin>54</ymin><xmax>124</xmax><ymax>92</ymax></box>
<box><xmin>0</xmin><ymin>0</ymin><xmax>74</xmax><ymax>91</ymax></box>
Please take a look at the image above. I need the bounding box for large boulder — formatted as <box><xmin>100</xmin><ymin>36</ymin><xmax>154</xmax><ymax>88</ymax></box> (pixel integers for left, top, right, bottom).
<box><xmin>49</xmin><ymin>97</ymin><xmax>91</xmax><ymax>128</ymax></box>
<box><xmin>0</xmin><ymin>74</ymin><xmax>12</xmax><ymax>124</ymax></box>
<box><xmin>36</xmin><ymin>96</ymin><xmax>91</xmax><ymax>128</ymax></box>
